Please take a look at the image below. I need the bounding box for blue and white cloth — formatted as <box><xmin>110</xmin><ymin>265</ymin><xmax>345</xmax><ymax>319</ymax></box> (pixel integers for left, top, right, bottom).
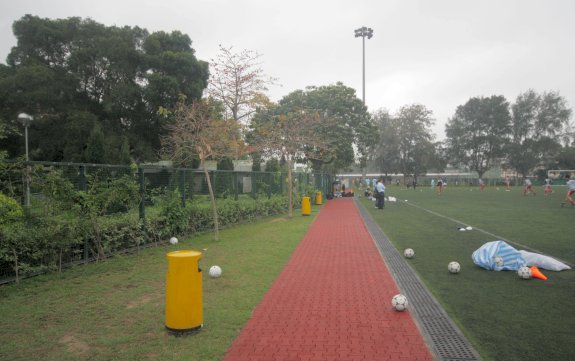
<box><xmin>472</xmin><ymin>240</ymin><xmax>526</xmax><ymax>271</ymax></box>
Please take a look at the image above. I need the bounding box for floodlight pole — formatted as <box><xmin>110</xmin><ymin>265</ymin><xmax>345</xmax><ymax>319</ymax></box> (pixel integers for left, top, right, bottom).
<box><xmin>354</xmin><ymin>26</ymin><xmax>374</xmax><ymax>105</ymax></box>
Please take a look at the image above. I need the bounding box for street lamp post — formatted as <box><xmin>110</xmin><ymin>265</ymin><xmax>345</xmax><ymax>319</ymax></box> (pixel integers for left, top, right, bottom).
<box><xmin>18</xmin><ymin>113</ymin><xmax>33</xmax><ymax>207</ymax></box>
<box><xmin>354</xmin><ymin>26</ymin><xmax>374</xmax><ymax>104</ymax></box>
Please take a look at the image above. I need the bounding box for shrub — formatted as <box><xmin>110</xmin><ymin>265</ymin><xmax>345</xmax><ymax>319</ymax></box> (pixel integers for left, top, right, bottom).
<box><xmin>0</xmin><ymin>193</ymin><xmax>23</xmax><ymax>225</ymax></box>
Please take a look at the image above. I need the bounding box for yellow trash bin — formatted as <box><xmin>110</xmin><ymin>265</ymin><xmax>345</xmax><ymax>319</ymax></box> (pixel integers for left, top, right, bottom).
<box><xmin>302</xmin><ymin>196</ymin><xmax>311</xmax><ymax>216</ymax></box>
<box><xmin>165</xmin><ymin>250</ymin><xmax>203</xmax><ymax>334</ymax></box>
<box><xmin>315</xmin><ymin>191</ymin><xmax>323</xmax><ymax>205</ymax></box>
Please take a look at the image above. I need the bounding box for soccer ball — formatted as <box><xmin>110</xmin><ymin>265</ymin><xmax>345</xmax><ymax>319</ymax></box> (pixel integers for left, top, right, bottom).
<box><xmin>448</xmin><ymin>261</ymin><xmax>461</xmax><ymax>274</ymax></box>
<box><xmin>209</xmin><ymin>265</ymin><xmax>222</xmax><ymax>278</ymax></box>
<box><xmin>494</xmin><ymin>256</ymin><xmax>504</xmax><ymax>268</ymax></box>
<box><xmin>517</xmin><ymin>266</ymin><xmax>532</xmax><ymax>279</ymax></box>
<box><xmin>403</xmin><ymin>248</ymin><xmax>415</xmax><ymax>259</ymax></box>
<box><xmin>169</xmin><ymin>237</ymin><xmax>178</xmax><ymax>245</ymax></box>
<box><xmin>466</xmin><ymin>226</ymin><xmax>473</xmax><ymax>231</ymax></box>
<box><xmin>391</xmin><ymin>294</ymin><xmax>408</xmax><ymax>311</ymax></box>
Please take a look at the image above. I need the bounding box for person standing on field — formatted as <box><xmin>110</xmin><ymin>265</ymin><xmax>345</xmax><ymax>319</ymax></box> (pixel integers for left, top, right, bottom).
<box><xmin>523</xmin><ymin>178</ymin><xmax>536</xmax><ymax>196</ymax></box>
<box><xmin>543</xmin><ymin>178</ymin><xmax>553</xmax><ymax>196</ymax></box>
<box><xmin>479</xmin><ymin>178</ymin><xmax>486</xmax><ymax>192</ymax></box>
<box><xmin>561</xmin><ymin>174</ymin><xmax>575</xmax><ymax>207</ymax></box>
<box><xmin>375</xmin><ymin>178</ymin><xmax>386</xmax><ymax>209</ymax></box>
<box><xmin>436</xmin><ymin>178</ymin><xmax>443</xmax><ymax>195</ymax></box>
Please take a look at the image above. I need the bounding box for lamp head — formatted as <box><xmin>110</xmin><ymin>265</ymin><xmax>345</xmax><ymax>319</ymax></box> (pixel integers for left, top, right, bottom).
<box><xmin>367</xmin><ymin>28</ymin><xmax>374</xmax><ymax>39</ymax></box>
<box><xmin>18</xmin><ymin>113</ymin><xmax>33</xmax><ymax>126</ymax></box>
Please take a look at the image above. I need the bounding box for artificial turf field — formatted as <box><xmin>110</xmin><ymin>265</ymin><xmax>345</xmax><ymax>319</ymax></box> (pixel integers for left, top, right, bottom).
<box><xmin>360</xmin><ymin>184</ymin><xmax>575</xmax><ymax>361</ymax></box>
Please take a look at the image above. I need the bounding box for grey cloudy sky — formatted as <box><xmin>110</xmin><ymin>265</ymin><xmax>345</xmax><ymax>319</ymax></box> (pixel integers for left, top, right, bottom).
<box><xmin>1</xmin><ymin>0</ymin><xmax>574</xmax><ymax>139</ymax></box>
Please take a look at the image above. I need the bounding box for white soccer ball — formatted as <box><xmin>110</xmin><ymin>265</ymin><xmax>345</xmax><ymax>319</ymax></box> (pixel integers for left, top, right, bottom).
<box><xmin>517</xmin><ymin>266</ymin><xmax>532</xmax><ymax>279</ymax></box>
<box><xmin>466</xmin><ymin>226</ymin><xmax>473</xmax><ymax>231</ymax></box>
<box><xmin>169</xmin><ymin>237</ymin><xmax>178</xmax><ymax>245</ymax></box>
<box><xmin>448</xmin><ymin>261</ymin><xmax>461</xmax><ymax>274</ymax></box>
<box><xmin>494</xmin><ymin>256</ymin><xmax>504</xmax><ymax>268</ymax></box>
<box><xmin>403</xmin><ymin>248</ymin><xmax>415</xmax><ymax>259</ymax></box>
<box><xmin>459</xmin><ymin>228</ymin><xmax>466</xmax><ymax>232</ymax></box>
<box><xmin>391</xmin><ymin>294</ymin><xmax>408</xmax><ymax>311</ymax></box>
<box><xmin>209</xmin><ymin>265</ymin><xmax>222</xmax><ymax>278</ymax></box>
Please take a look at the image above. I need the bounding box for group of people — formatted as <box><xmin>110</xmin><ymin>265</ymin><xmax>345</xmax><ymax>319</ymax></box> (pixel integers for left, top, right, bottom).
<box><xmin>430</xmin><ymin>178</ymin><xmax>446</xmax><ymax>195</ymax></box>
<box><xmin>357</xmin><ymin>174</ymin><xmax>575</xmax><ymax>209</ymax></box>
<box><xmin>488</xmin><ymin>176</ymin><xmax>575</xmax><ymax>208</ymax></box>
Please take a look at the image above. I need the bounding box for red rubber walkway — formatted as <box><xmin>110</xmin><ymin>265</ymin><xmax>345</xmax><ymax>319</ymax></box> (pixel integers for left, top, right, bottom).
<box><xmin>223</xmin><ymin>198</ymin><xmax>434</xmax><ymax>361</ymax></box>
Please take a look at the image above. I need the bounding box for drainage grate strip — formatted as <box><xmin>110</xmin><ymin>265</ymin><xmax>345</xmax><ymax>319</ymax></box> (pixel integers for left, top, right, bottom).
<box><xmin>355</xmin><ymin>199</ymin><xmax>482</xmax><ymax>361</ymax></box>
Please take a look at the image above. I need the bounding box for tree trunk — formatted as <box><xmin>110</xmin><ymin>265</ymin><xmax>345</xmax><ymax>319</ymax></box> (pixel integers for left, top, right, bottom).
<box><xmin>92</xmin><ymin>219</ymin><xmax>106</xmax><ymax>260</ymax></box>
<box><xmin>12</xmin><ymin>248</ymin><xmax>19</xmax><ymax>283</ymax></box>
<box><xmin>202</xmin><ymin>160</ymin><xmax>219</xmax><ymax>241</ymax></box>
<box><xmin>287</xmin><ymin>158</ymin><xmax>293</xmax><ymax>218</ymax></box>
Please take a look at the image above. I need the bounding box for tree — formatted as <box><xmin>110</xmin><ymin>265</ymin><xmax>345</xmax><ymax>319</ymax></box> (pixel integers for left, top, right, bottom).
<box><xmin>161</xmin><ymin>98</ymin><xmax>244</xmax><ymax>240</ymax></box>
<box><xmin>84</xmin><ymin>123</ymin><xmax>106</xmax><ymax>163</ymax></box>
<box><xmin>394</xmin><ymin>104</ymin><xmax>437</xmax><ymax>181</ymax></box>
<box><xmin>249</xmin><ymin>105</ymin><xmax>331</xmax><ymax>217</ymax></box>
<box><xmin>0</xmin><ymin>15</ymin><xmax>209</xmax><ymax>163</ymax></box>
<box><xmin>508</xmin><ymin>90</ymin><xmax>572</xmax><ymax>176</ymax></box>
<box><xmin>207</xmin><ymin>45</ymin><xmax>276</xmax><ymax>123</ymax></box>
<box><xmin>445</xmin><ymin>96</ymin><xmax>511</xmax><ymax>178</ymax></box>
<box><xmin>555</xmin><ymin>146</ymin><xmax>575</xmax><ymax>170</ymax></box>
<box><xmin>276</xmin><ymin>83</ymin><xmax>377</xmax><ymax>172</ymax></box>
<box><xmin>370</xmin><ymin>109</ymin><xmax>400</xmax><ymax>175</ymax></box>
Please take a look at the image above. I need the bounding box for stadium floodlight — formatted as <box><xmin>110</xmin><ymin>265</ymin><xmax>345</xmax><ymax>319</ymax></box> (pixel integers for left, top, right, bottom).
<box><xmin>354</xmin><ymin>26</ymin><xmax>374</xmax><ymax>104</ymax></box>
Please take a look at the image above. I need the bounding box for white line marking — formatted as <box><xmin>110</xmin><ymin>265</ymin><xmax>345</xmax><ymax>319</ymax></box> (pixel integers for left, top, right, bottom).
<box><xmin>404</xmin><ymin>201</ymin><xmax>574</xmax><ymax>267</ymax></box>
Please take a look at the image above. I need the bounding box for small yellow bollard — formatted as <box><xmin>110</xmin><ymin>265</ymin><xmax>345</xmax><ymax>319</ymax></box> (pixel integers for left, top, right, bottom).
<box><xmin>315</xmin><ymin>191</ymin><xmax>323</xmax><ymax>205</ymax></box>
<box><xmin>165</xmin><ymin>250</ymin><xmax>203</xmax><ymax>334</ymax></box>
<box><xmin>301</xmin><ymin>196</ymin><xmax>311</xmax><ymax>216</ymax></box>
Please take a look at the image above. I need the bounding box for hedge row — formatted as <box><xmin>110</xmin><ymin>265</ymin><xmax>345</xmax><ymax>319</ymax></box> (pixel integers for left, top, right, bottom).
<box><xmin>0</xmin><ymin>194</ymin><xmax>301</xmax><ymax>282</ymax></box>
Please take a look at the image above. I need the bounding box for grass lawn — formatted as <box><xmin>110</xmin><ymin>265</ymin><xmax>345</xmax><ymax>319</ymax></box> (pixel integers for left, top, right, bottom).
<box><xmin>360</xmin><ymin>185</ymin><xmax>575</xmax><ymax>361</ymax></box>
<box><xmin>0</xmin><ymin>208</ymin><xmax>319</xmax><ymax>361</ymax></box>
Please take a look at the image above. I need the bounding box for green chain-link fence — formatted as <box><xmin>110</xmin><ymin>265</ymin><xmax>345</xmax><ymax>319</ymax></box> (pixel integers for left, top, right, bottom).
<box><xmin>0</xmin><ymin>160</ymin><xmax>333</xmax><ymax>283</ymax></box>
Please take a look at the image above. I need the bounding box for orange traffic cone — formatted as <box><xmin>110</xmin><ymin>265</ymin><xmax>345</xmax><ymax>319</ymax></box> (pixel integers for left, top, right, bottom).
<box><xmin>530</xmin><ymin>266</ymin><xmax>548</xmax><ymax>280</ymax></box>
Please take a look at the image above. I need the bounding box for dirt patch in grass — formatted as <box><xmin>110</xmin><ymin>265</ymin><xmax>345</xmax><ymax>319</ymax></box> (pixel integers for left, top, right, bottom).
<box><xmin>126</xmin><ymin>291</ymin><xmax>163</xmax><ymax>309</ymax></box>
<box><xmin>270</xmin><ymin>217</ymin><xmax>289</xmax><ymax>223</ymax></box>
<box><xmin>58</xmin><ymin>334</ymin><xmax>90</xmax><ymax>356</ymax></box>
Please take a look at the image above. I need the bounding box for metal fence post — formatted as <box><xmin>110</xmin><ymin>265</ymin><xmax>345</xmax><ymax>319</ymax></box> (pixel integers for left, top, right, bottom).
<box><xmin>139</xmin><ymin>167</ymin><xmax>145</xmax><ymax>220</ymax></box>
<box><xmin>78</xmin><ymin>165</ymin><xmax>87</xmax><ymax>191</ymax></box>
<box><xmin>234</xmin><ymin>172</ymin><xmax>239</xmax><ymax>200</ymax></box>
<box><xmin>189</xmin><ymin>170</ymin><xmax>193</xmax><ymax>201</ymax></box>
<box><xmin>180</xmin><ymin>170</ymin><xmax>186</xmax><ymax>208</ymax></box>
<box><xmin>213</xmin><ymin>171</ymin><xmax>217</xmax><ymax>198</ymax></box>
<box><xmin>267</xmin><ymin>173</ymin><xmax>272</xmax><ymax>199</ymax></box>
<box><xmin>251</xmin><ymin>173</ymin><xmax>256</xmax><ymax>199</ymax></box>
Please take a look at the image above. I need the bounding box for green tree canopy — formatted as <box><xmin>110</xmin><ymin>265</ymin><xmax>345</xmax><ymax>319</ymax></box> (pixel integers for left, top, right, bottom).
<box><xmin>445</xmin><ymin>95</ymin><xmax>511</xmax><ymax>178</ymax></box>
<box><xmin>0</xmin><ymin>15</ymin><xmax>208</xmax><ymax>163</ymax></box>
<box><xmin>370</xmin><ymin>109</ymin><xmax>400</xmax><ymax>175</ymax></box>
<box><xmin>275</xmin><ymin>82</ymin><xmax>377</xmax><ymax>172</ymax></box>
<box><xmin>394</xmin><ymin>104</ymin><xmax>437</xmax><ymax>179</ymax></box>
<box><xmin>508</xmin><ymin>90</ymin><xmax>572</xmax><ymax>176</ymax></box>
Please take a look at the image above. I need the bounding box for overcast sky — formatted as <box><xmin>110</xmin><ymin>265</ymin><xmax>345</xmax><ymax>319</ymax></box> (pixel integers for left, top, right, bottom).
<box><xmin>1</xmin><ymin>0</ymin><xmax>574</xmax><ymax>139</ymax></box>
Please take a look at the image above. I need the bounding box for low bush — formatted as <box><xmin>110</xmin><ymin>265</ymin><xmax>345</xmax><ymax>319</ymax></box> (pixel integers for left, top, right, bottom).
<box><xmin>0</xmin><ymin>187</ymin><xmax>292</xmax><ymax>282</ymax></box>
